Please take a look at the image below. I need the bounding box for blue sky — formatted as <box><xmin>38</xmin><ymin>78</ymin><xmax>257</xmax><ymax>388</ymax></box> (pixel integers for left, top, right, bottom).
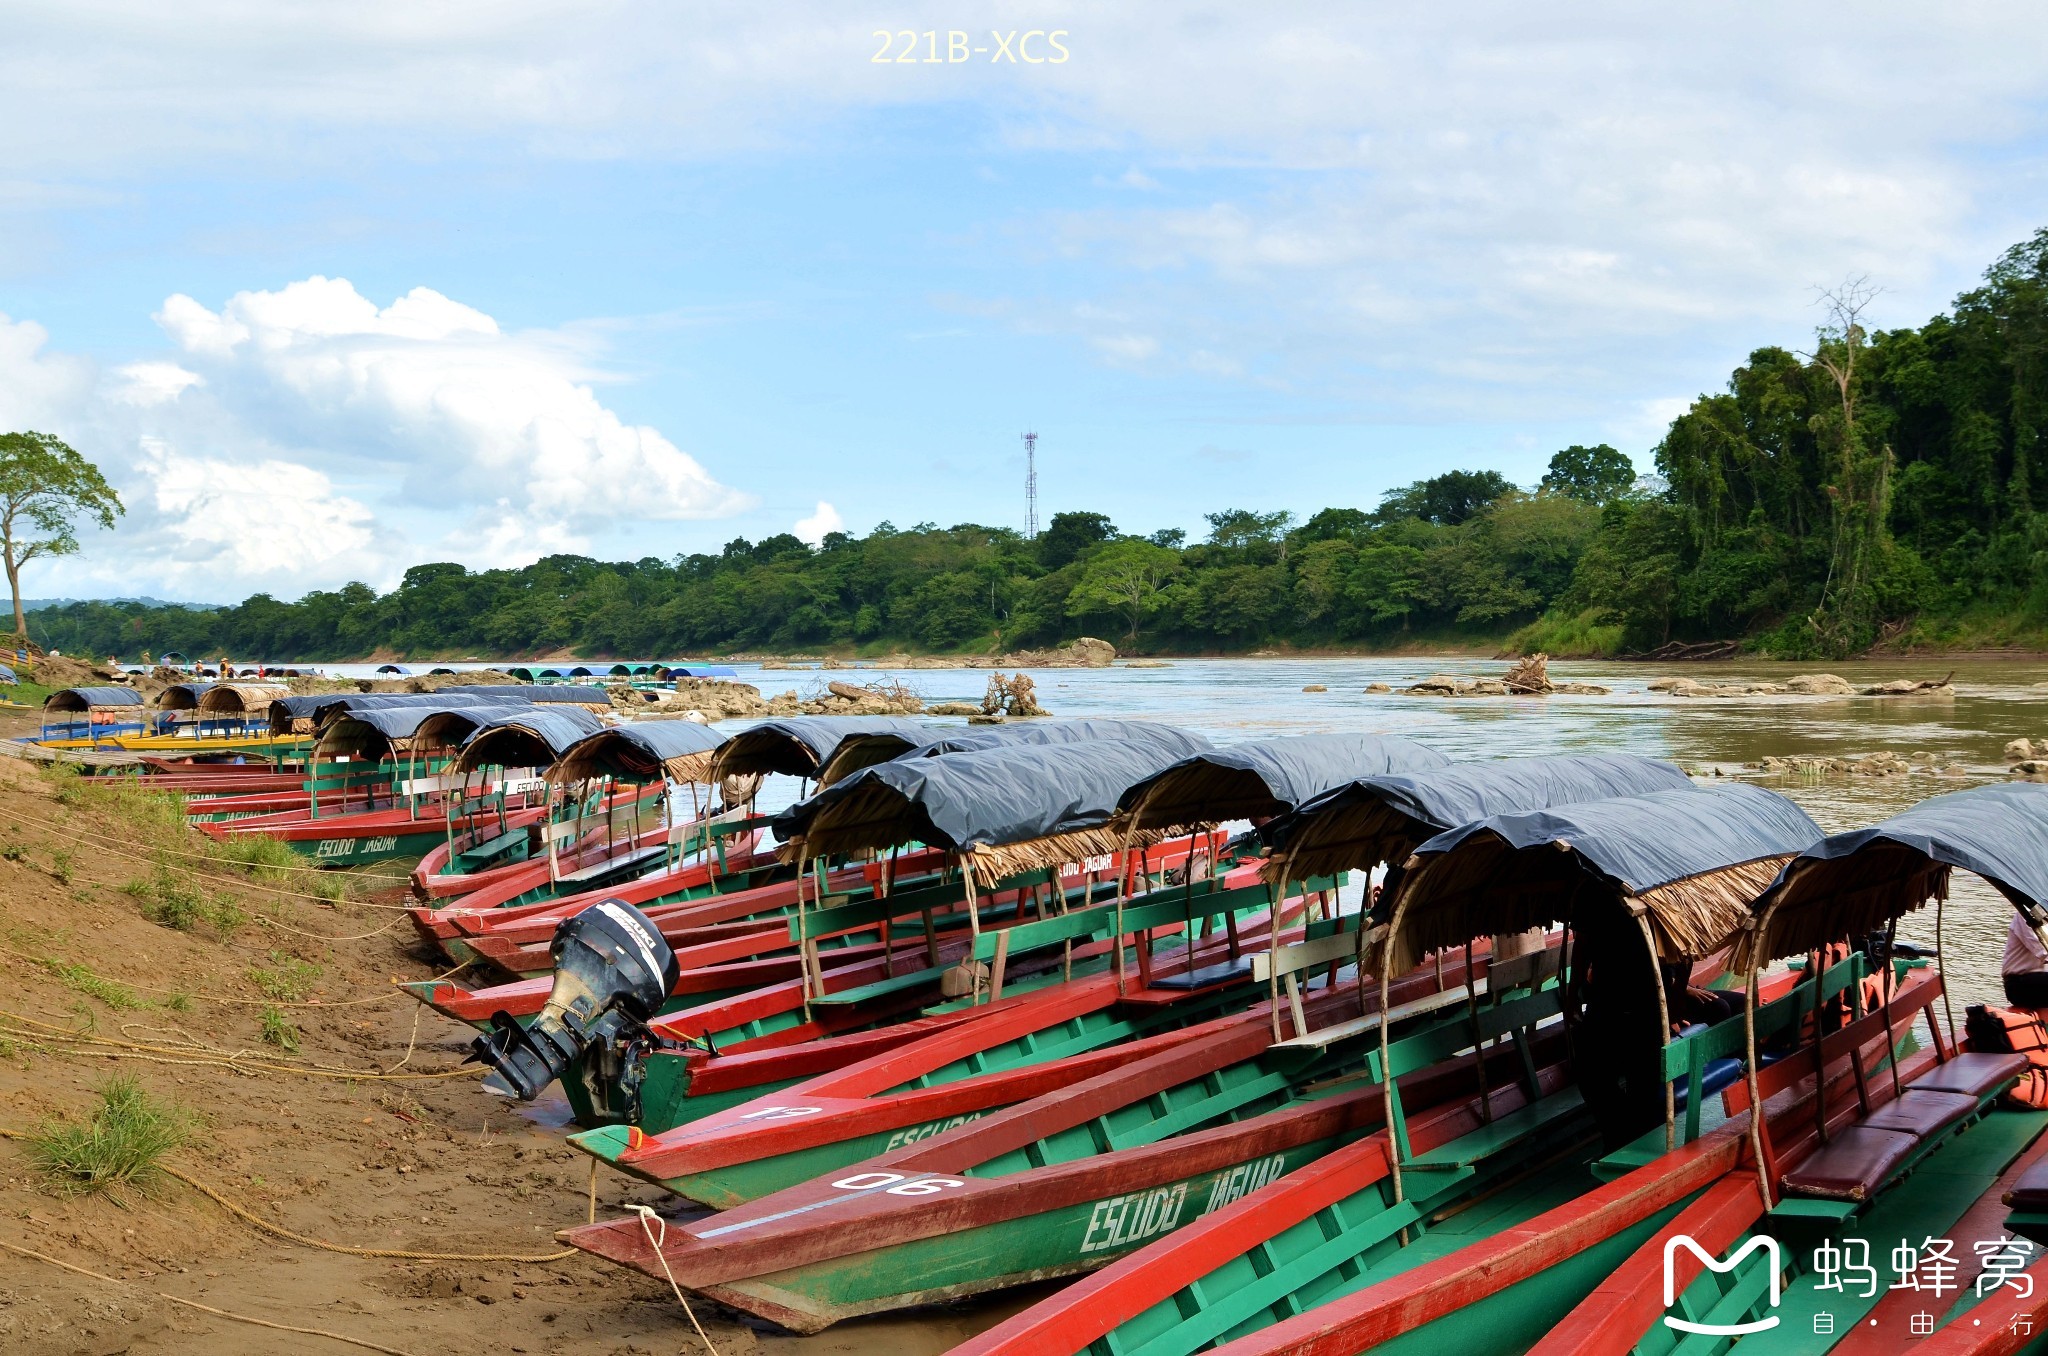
<box><xmin>3</xmin><ymin>3</ymin><xmax>2046</xmax><ymax>602</ymax></box>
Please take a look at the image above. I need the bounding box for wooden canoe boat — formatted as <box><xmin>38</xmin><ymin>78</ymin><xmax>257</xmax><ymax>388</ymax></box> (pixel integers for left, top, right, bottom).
<box><xmin>569</xmin><ymin>927</ymin><xmax>1475</xmax><ymax>1209</ymax></box>
<box><xmin>559</xmin><ymin>936</ymin><xmax>1561</xmax><ymax>1330</ymax></box>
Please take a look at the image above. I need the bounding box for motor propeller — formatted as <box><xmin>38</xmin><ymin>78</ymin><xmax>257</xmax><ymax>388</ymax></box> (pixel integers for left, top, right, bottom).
<box><xmin>469</xmin><ymin>898</ymin><xmax>681</xmax><ymax>1104</ymax></box>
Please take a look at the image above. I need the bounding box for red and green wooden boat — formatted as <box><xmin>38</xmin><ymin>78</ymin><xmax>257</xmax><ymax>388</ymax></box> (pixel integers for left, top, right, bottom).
<box><xmin>559</xmin><ymin>782</ymin><xmax>1823</xmax><ymax>1332</ymax></box>
<box><xmin>1517</xmin><ymin>783</ymin><xmax>2048</xmax><ymax>1356</ymax></box>
<box><xmin>560</xmin><ymin>940</ymin><xmax>1564</xmax><ymax>1331</ymax></box>
<box><xmin>202</xmin><ymin>705</ymin><xmax>608</xmax><ymax>864</ymax></box>
<box><xmin>569</xmin><ymin>912</ymin><xmax>1465</xmax><ymax>1210</ymax></box>
<box><xmin>407</xmin><ymin>718</ymin><xmax>734</xmax><ymax>899</ymax></box>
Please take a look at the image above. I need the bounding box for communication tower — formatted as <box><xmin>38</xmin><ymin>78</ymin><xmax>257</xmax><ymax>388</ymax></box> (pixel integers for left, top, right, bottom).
<box><xmin>1021</xmin><ymin>431</ymin><xmax>1039</xmax><ymax>539</ymax></box>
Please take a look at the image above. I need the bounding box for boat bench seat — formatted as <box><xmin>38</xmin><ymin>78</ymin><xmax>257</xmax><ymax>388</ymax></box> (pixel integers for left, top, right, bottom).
<box><xmin>1908</xmin><ymin>1051</ymin><xmax>2027</xmax><ymax>1099</ymax></box>
<box><xmin>1403</xmin><ymin>1087</ymin><xmax>1586</xmax><ymax>1170</ymax></box>
<box><xmin>1783</xmin><ymin>1085</ymin><xmax>1994</xmax><ymax>1202</ymax></box>
<box><xmin>2006</xmin><ymin>1158</ymin><xmax>2048</xmax><ymax>1212</ymax></box>
<box><xmin>1781</xmin><ymin>1126</ymin><xmax>1919</xmax><ymax>1201</ymax></box>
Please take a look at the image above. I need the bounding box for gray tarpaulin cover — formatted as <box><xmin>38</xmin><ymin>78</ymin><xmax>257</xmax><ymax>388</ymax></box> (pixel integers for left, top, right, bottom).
<box><xmin>322</xmin><ymin>704</ymin><xmax>520</xmax><ymax>742</ymax></box>
<box><xmin>776</xmin><ymin>737</ymin><xmax>1199</xmax><ymax>851</ymax></box>
<box><xmin>913</xmin><ymin>719</ymin><xmax>1213</xmax><ymax>761</ymax></box>
<box><xmin>1261</xmin><ymin>752</ymin><xmax>1695</xmax><ymax>855</ymax></box>
<box><xmin>458</xmin><ymin>706</ymin><xmax>608</xmax><ymax>759</ymax></box>
<box><xmin>1120</xmin><ymin>732</ymin><xmax>1449</xmax><ymax>822</ymax></box>
<box><xmin>45</xmin><ymin>686</ymin><xmax>145</xmax><ymax>711</ymax></box>
<box><xmin>1745</xmin><ymin>784</ymin><xmax>2048</xmax><ymax>972</ymax></box>
<box><xmin>1411</xmin><ymin>781</ymin><xmax>1822</xmax><ymax>892</ymax></box>
<box><xmin>723</xmin><ymin>716</ymin><xmax>932</xmax><ymax>774</ymax></box>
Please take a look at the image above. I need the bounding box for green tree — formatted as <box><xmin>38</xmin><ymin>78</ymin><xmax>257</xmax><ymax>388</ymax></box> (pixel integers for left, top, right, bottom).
<box><xmin>1540</xmin><ymin>444</ymin><xmax>1637</xmax><ymax>503</ymax></box>
<box><xmin>0</xmin><ymin>432</ymin><xmax>124</xmax><ymax>637</ymax></box>
<box><xmin>1037</xmin><ymin>511</ymin><xmax>1117</xmax><ymax>569</ymax></box>
<box><xmin>1375</xmin><ymin>469</ymin><xmax>1515</xmax><ymax>525</ymax></box>
<box><xmin>1065</xmin><ymin>539</ymin><xmax>1180</xmax><ymax>640</ymax></box>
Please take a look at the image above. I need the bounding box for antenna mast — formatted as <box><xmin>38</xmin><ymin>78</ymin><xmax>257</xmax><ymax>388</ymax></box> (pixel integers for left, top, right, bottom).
<box><xmin>1021</xmin><ymin>431</ymin><xmax>1039</xmax><ymax>539</ymax></box>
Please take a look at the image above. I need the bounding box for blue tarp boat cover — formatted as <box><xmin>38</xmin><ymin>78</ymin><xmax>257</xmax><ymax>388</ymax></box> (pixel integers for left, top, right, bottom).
<box><xmin>778</xmin><ymin>737</ymin><xmax>1203</xmax><ymax>858</ymax></box>
<box><xmin>667</xmin><ymin>664</ymin><xmax>738</xmax><ymax>679</ymax></box>
<box><xmin>453</xmin><ymin>706</ymin><xmax>609</xmax><ymax>771</ymax></box>
<box><xmin>156</xmin><ymin>681</ymin><xmax>219</xmax><ymax>710</ymax></box>
<box><xmin>1412</xmin><ymin>781</ymin><xmax>1821</xmax><ymax>895</ymax></box>
<box><xmin>914</xmin><ymin>719</ymin><xmax>1213</xmax><ymax>762</ymax></box>
<box><xmin>1261</xmin><ymin>753</ymin><xmax>1694</xmax><ymax>862</ymax></box>
<box><xmin>45</xmin><ymin>686</ymin><xmax>144</xmax><ymax>712</ymax></box>
<box><xmin>1119</xmin><ymin>732</ymin><xmax>1449</xmax><ymax>828</ymax></box>
<box><xmin>321</xmin><ymin>704</ymin><xmax>523</xmax><ymax>743</ymax></box>
<box><xmin>1748</xmin><ymin>782</ymin><xmax>2048</xmax><ymax>964</ymax></box>
<box><xmin>816</xmin><ymin>718</ymin><xmax>1214</xmax><ymax>787</ymax></box>
<box><xmin>715</xmin><ymin>716</ymin><xmax>934</xmax><ymax>779</ymax></box>
<box><xmin>376</xmin><ymin>664</ymin><xmax>412</xmax><ymax>675</ymax></box>
<box><xmin>1393</xmin><ymin>782</ymin><xmax>1822</xmax><ymax>965</ymax></box>
<box><xmin>551</xmin><ymin>720</ymin><xmax>730</xmax><ymax>783</ymax></box>
<box><xmin>0</xmin><ymin>664</ymin><xmax>16</xmax><ymax>685</ymax></box>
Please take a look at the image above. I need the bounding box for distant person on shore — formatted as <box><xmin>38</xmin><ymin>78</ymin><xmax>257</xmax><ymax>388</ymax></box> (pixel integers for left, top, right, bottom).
<box><xmin>2005</xmin><ymin>914</ymin><xmax>2048</xmax><ymax>1008</ymax></box>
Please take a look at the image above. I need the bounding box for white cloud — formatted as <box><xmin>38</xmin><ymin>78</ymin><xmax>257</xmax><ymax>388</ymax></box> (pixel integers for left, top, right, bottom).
<box><xmin>0</xmin><ymin>314</ymin><xmax>95</xmax><ymax>431</ymax></box>
<box><xmin>793</xmin><ymin>500</ymin><xmax>843</xmax><ymax>546</ymax></box>
<box><xmin>0</xmin><ymin>280</ymin><xmax>755</xmax><ymax>600</ymax></box>
<box><xmin>155</xmin><ymin>276</ymin><xmax>752</xmax><ymax>529</ymax></box>
<box><xmin>138</xmin><ymin>437</ymin><xmax>381</xmax><ymax>581</ymax></box>
<box><xmin>106</xmin><ymin>362</ymin><xmax>203</xmax><ymax>407</ymax></box>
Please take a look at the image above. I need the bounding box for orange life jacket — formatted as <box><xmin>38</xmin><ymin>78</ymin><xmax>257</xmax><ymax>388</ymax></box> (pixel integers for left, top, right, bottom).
<box><xmin>1965</xmin><ymin>1004</ymin><xmax>2048</xmax><ymax>1108</ymax></box>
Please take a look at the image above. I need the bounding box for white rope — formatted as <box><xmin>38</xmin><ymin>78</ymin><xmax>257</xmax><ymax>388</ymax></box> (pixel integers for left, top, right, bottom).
<box><xmin>629</xmin><ymin>1206</ymin><xmax>722</xmax><ymax>1355</ymax></box>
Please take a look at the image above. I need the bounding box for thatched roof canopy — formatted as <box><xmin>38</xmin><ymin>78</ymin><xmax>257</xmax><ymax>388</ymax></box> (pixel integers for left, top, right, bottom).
<box><xmin>1258</xmin><ymin>753</ymin><xmax>1695</xmax><ymax>886</ymax></box>
<box><xmin>712</xmin><ymin>716</ymin><xmax>931</xmax><ymax>781</ymax></box>
<box><xmin>1385</xmin><ymin>782</ymin><xmax>1820</xmax><ymax>973</ymax></box>
<box><xmin>44</xmin><ymin>686</ymin><xmax>144</xmax><ymax>713</ymax></box>
<box><xmin>155</xmin><ymin>682</ymin><xmax>218</xmax><ymax>712</ymax></box>
<box><xmin>452</xmin><ymin>706</ymin><xmax>608</xmax><ymax>774</ymax></box>
<box><xmin>776</xmin><ymin>737</ymin><xmax>1196</xmax><ymax>876</ymax></box>
<box><xmin>1118</xmin><ymin>732</ymin><xmax>1446</xmax><ymax>834</ymax></box>
<box><xmin>1738</xmin><ymin>783</ymin><xmax>2048</xmax><ymax>971</ymax></box>
<box><xmin>548</xmin><ymin>720</ymin><xmax>729</xmax><ymax>786</ymax></box>
<box><xmin>195</xmin><ymin>683</ymin><xmax>290</xmax><ymax>716</ymax></box>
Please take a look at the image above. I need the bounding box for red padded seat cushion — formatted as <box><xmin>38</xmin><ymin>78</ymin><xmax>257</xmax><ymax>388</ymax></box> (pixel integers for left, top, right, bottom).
<box><xmin>1910</xmin><ymin>1053</ymin><xmax>2028</xmax><ymax>1099</ymax></box>
<box><xmin>1782</xmin><ymin>1127</ymin><xmax>1918</xmax><ymax>1201</ymax></box>
<box><xmin>2007</xmin><ymin>1157</ymin><xmax>2048</xmax><ymax>1211</ymax></box>
<box><xmin>1862</xmin><ymin>1089</ymin><xmax>1979</xmax><ymax>1139</ymax></box>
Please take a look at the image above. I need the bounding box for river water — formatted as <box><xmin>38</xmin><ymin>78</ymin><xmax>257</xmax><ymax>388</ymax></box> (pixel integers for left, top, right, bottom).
<box><xmin>316</xmin><ymin>654</ymin><xmax>2048</xmax><ymax>1008</ymax></box>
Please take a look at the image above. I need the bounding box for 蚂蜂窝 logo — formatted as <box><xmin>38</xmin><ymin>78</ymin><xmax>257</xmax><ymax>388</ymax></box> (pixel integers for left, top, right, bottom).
<box><xmin>1664</xmin><ymin>1234</ymin><xmax>1782</xmax><ymax>1335</ymax></box>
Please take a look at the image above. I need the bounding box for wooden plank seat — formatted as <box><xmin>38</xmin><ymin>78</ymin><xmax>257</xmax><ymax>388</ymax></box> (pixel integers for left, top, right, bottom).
<box><xmin>1401</xmin><ymin>1086</ymin><xmax>1587</xmax><ymax>1170</ymax></box>
<box><xmin>2004</xmin><ymin>1156</ymin><xmax>2048</xmax><ymax>1211</ymax></box>
<box><xmin>1862</xmin><ymin>1088</ymin><xmax>1981</xmax><ymax>1137</ymax></box>
<box><xmin>1776</xmin><ymin>974</ymin><xmax>2004</xmax><ymax>1205</ymax></box>
<box><xmin>1781</xmin><ymin>1126</ymin><xmax>1922</xmax><ymax>1201</ymax></box>
<box><xmin>1909</xmin><ymin>1050</ymin><xmax>2027</xmax><ymax>1098</ymax></box>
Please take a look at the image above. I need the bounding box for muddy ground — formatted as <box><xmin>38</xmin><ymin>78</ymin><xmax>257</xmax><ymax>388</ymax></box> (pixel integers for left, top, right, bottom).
<box><xmin>0</xmin><ymin>726</ymin><xmax>1033</xmax><ymax>1356</ymax></box>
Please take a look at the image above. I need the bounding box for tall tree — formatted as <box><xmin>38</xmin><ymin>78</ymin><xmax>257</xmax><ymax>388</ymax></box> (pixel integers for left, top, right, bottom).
<box><xmin>0</xmin><ymin>432</ymin><xmax>124</xmax><ymax>638</ymax></box>
<box><xmin>1540</xmin><ymin>444</ymin><xmax>1637</xmax><ymax>503</ymax></box>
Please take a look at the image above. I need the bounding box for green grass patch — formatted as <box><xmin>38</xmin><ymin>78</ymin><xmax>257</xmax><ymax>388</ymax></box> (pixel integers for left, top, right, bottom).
<box><xmin>1503</xmin><ymin>608</ymin><xmax>1629</xmax><ymax>658</ymax></box>
<box><xmin>26</xmin><ymin>1074</ymin><xmax>191</xmax><ymax>1199</ymax></box>
<box><xmin>121</xmin><ymin>865</ymin><xmax>244</xmax><ymax>935</ymax></box>
<box><xmin>31</xmin><ymin>956</ymin><xmax>144</xmax><ymax>1010</ymax></box>
<box><xmin>258</xmin><ymin>1005</ymin><xmax>300</xmax><ymax>1053</ymax></box>
<box><xmin>210</xmin><ymin>832</ymin><xmax>300</xmax><ymax>880</ymax></box>
<box><xmin>246</xmin><ymin>952</ymin><xmax>321</xmax><ymax>1003</ymax></box>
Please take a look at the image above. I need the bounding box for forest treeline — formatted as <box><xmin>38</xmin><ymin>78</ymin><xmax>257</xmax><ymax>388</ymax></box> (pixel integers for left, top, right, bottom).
<box><xmin>29</xmin><ymin>230</ymin><xmax>2048</xmax><ymax>663</ymax></box>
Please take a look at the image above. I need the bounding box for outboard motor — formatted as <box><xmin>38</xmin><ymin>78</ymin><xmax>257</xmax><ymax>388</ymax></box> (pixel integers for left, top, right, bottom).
<box><xmin>469</xmin><ymin>899</ymin><xmax>680</xmax><ymax>1117</ymax></box>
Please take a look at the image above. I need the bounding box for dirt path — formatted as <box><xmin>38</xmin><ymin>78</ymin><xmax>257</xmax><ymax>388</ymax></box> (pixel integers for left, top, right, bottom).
<box><xmin>0</xmin><ymin>742</ymin><xmax>1029</xmax><ymax>1356</ymax></box>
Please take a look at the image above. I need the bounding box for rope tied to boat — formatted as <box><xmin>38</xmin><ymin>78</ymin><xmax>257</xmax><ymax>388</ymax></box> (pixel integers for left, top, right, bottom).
<box><xmin>627</xmin><ymin>1205</ymin><xmax>722</xmax><ymax>1355</ymax></box>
